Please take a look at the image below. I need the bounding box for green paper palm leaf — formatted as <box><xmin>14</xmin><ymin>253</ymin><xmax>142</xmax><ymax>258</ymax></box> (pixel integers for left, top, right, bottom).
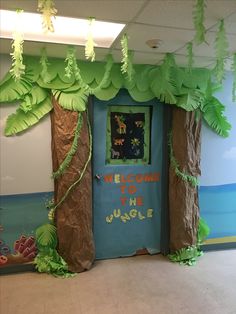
<box><xmin>202</xmin><ymin>96</ymin><xmax>231</xmax><ymax>137</ymax></box>
<box><xmin>52</xmin><ymin>88</ymin><xmax>89</xmax><ymax>111</ymax></box>
<box><xmin>176</xmin><ymin>89</ymin><xmax>204</xmax><ymax>111</ymax></box>
<box><xmin>35</xmin><ymin>223</ymin><xmax>57</xmax><ymax>249</ymax></box>
<box><xmin>4</xmin><ymin>96</ymin><xmax>52</xmax><ymax>136</ymax></box>
<box><xmin>0</xmin><ymin>76</ymin><xmax>32</xmax><ymax>103</ymax></box>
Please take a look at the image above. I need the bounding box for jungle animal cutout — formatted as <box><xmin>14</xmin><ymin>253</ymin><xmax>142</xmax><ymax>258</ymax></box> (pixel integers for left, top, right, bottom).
<box><xmin>114</xmin><ymin>138</ymin><xmax>125</xmax><ymax>146</ymax></box>
<box><xmin>111</xmin><ymin>148</ymin><xmax>120</xmax><ymax>158</ymax></box>
<box><xmin>115</xmin><ymin>115</ymin><xmax>126</xmax><ymax>134</ymax></box>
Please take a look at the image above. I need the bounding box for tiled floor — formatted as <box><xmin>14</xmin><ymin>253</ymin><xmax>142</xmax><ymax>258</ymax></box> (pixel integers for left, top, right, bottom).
<box><xmin>1</xmin><ymin>250</ymin><xmax>236</xmax><ymax>314</ymax></box>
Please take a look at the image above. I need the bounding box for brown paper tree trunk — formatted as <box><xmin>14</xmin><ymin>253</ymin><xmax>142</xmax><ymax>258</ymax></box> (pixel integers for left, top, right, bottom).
<box><xmin>169</xmin><ymin>107</ymin><xmax>201</xmax><ymax>252</ymax></box>
<box><xmin>50</xmin><ymin>97</ymin><xmax>95</xmax><ymax>272</ymax></box>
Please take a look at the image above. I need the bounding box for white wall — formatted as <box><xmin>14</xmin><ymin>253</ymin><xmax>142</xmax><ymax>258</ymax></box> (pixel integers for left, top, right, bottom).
<box><xmin>0</xmin><ymin>54</ymin><xmax>53</xmax><ymax>195</ymax></box>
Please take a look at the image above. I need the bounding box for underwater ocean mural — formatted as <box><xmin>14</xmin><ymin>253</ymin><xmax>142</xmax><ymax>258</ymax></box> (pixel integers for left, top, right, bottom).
<box><xmin>0</xmin><ymin>192</ymin><xmax>53</xmax><ymax>267</ymax></box>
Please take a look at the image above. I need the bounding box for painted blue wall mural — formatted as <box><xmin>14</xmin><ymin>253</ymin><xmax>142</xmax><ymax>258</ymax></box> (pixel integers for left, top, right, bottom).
<box><xmin>200</xmin><ymin>72</ymin><xmax>236</xmax><ymax>245</ymax></box>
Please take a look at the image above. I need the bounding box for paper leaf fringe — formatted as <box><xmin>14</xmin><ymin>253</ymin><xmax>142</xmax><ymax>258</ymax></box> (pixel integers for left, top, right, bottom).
<box><xmin>187</xmin><ymin>42</ymin><xmax>194</xmax><ymax>72</ymax></box>
<box><xmin>168</xmin><ymin>246</ymin><xmax>202</xmax><ymax>266</ymax></box>
<box><xmin>52</xmin><ymin>88</ymin><xmax>88</xmax><ymax>111</ymax></box>
<box><xmin>232</xmin><ymin>53</ymin><xmax>236</xmax><ymax>102</ymax></box>
<box><xmin>202</xmin><ymin>95</ymin><xmax>231</xmax><ymax>137</ymax></box>
<box><xmin>4</xmin><ymin>96</ymin><xmax>52</xmax><ymax>136</ymax></box>
<box><xmin>85</xmin><ymin>18</ymin><xmax>96</xmax><ymax>62</ymax></box>
<box><xmin>193</xmin><ymin>0</ymin><xmax>206</xmax><ymax>45</ymax></box>
<box><xmin>121</xmin><ymin>34</ymin><xmax>135</xmax><ymax>82</ymax></box>
<box><xmin>37</xmin><ymin>0</ymin><xmax>57</xmax><ymax>33</ymax></box>
<box><xmin>10</xmin><ymin>10</ymin><xmax>25</xmax><ymax>81</ymax></box>
<box><xmin>40</xmin><ymin>48</ymin><xmax>51</xmax><ymax>83</ymax></box>
<box><xmin>52</xmin><ymin>113</ymin><xmax>83</xmax><ymax>179</ymax></box>
<box><xmin>214</xmin><ymin>19</ymin><xmax>229</xmax><ymax>84</ymax></box>
<box><xmin>35</xmin><ymin>223</ymin><xmax>57</xmax><ymax>249</ymax></box>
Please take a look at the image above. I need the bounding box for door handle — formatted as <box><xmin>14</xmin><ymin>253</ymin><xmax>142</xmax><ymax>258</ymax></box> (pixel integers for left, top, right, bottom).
<box><xmin>95</xmin><ymin>174</ymin><xmax>102</xmax><ymax>180</ymax></box>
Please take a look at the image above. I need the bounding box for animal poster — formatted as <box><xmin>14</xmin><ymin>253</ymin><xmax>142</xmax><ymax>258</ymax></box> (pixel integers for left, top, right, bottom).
<box><xmin>106</xmin><ymin>106</ymin><xmax>151</xmax><ymax>165</ymax></box>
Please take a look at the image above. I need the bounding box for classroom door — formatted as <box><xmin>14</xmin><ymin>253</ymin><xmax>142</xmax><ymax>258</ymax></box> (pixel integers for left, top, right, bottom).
<box><xmin>93</xmin><ymin>90</ymin><xmax>164</xmax><ymax>259</ymax></box>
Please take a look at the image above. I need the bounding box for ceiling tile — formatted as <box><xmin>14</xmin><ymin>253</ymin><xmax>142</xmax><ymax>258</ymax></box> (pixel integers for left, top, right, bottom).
<box><xmin>210</xmin><ymin>12</ymin><xmax>236</xmax><ymax>34</ymax></box>
<box><xmin>136</xmin><ymin>0</ymin><xmax>236</xmax><ymax>30</ymax></box>
<box><xmin>115</xmin><ymin>23</ymin><xmax>195</xmax><ymax>54</ymax></box>
<box><xmin>174</xmin><ymin>54</ymin><xmax>214</xmax><ymax>69</ymax></box>
<box><xmin>0</xmin><ymin>0</ymin><xmax>146</xmax><ymax>23</ymax></box>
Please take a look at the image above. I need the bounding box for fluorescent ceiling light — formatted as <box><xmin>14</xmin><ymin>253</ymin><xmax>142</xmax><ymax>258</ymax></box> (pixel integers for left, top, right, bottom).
<box><xmin>0</xmin><ymin>10</ymin><xmax>125</xmax><ymax>47</ymax></box>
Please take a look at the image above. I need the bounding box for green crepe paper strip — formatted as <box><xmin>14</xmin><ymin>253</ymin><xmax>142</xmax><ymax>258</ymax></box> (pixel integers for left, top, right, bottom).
<box><xmin>4</xmin><ymin>96</ymin><xmax>52</xmax><ymax>136</ymax></box>
<box><xmin>85</xmin><ymin>18</ymin><xmax>96</xmax><ymax>62</ymax></box>
<box><xmin>10</xmin><ymin>10</ymin><xmax>25</xmax><ymax>81</ymax></box>
<box><xmin>232</xmin><ymin>53</ymin><xmax>236</xmax><ymax>102</ymax></box>
<box><xmin>121</xmin><ymin>34</ymin><xmax>135</xmax><ymax>82</ymax></box>
<box><xmin>34</xmin><ymin>223</ymin><xmax>75</xmax><ymax>277</ymax></box>
<box><xmin>64</xmin><ymin>46</ymin><xmax>77</xmax><ymax>79</ymax></box>
<box><xmin>52</xmin><ymin>113</ymin><xmax>83</xmax><ymax>179</ymax></box>
<box><xmin>214</xmin><ymin>19</ymin><xmax>229</xmax><ymax>84</ymax></box>
<box><xmin>187</xmin><ymin>42</ymin><xmax>194</xmax><ymax>72</ymax></box>
<box><xmin>37</xmin><ymin>0</ymin><xmax>57</xmax><ymax>33</ymax></box>
<box><xmin>40</xmin><ymin>48</ymin><xmax>51</xmax><ymax>83</ymax></box>
<box><xmin>150</xmin><ymin>53</ymin><xmax>177</xmax><ymax>104</ymax></box>
<box><xmin>52</xmin><ymin>110</ymin><xmax>92</xmax><ymax>212</ymax></box>
<box><xmin>193</xmin><ymin>0</ymin><xmax>206</xmax><ymax>45</ymax></box>
<box><xmin>169</xmin><ymin>131</ymin><xmax>199</xmax><ymax>187</ymax></box>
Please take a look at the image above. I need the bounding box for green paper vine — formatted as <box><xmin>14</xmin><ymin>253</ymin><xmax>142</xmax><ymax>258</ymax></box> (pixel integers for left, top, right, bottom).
<box><xmin>121</xmin><ymin>34</ymin><xmax>135</xmax><ymax>82</ymax></box>
<box><xmin>40</xmin><ymin>48</ymin><xmax>51</xmax><ymax>83</ymax></box>
<box><xmin>187</xmin><ymin>42</ymin><xmax>194</xmax><ymax>72</ymax></box>
<box><xmin>37</xmin><ymin>0</ymin><xmax>57</xmax><ymax>33</ymax></box>
<box><xmin>169</xmin><ymin>131</ymin><xmax>199</xmax><ymax>187</ymax></box>
<box><xmin>52</xmin><ymin>112</ymin><xmax>83</xmax><ymax>179</ymax></box>
<box><xmin>193</xmin><ymin>0</ymin><xmax>206</xmax><ymax>45</ymax></box>
<box><xmin>232</xmin><ymin>53</ymin><xmax>236</xmax><ymax>102</ymax></box>
<box><xmin>10</xmin><ymin>10</ymin><xmax>25</xmax><ymax>81</ymax></box>
<box><xmin>53</xmin><ymin>110</ymin><xmax>92</xmax><ymax>212</ymax></box>
<box><xmin>85</xmin><ymin>18</ymin><xmax>96</xmax><ymax>62</ymax></box>
<box><xmin>214</xmin><ymin>19</ymin><xmax>229</xmax><ymax>84</ymax></box>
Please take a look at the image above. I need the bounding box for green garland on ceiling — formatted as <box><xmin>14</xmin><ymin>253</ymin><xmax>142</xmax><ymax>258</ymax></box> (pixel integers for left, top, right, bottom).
<box><xmin>214</xmin><ymin>19</ymin><xmax>229</xmax><ymax>84</ymax></box>
<box><xmin>85</xmin><ymin>17</ymin><xmax>96</xmax><ymax>62</ymax></box>
<box><xmin>187</xmin><ymin>42</ymin><xmax>194</xmax><ymax>72</ymax></box>
<box><xmin>10</xmin><ymin>10</ymin><xmax>25</xmax><ymax>81</ymax></box>
<box><xmin>121</xmin><ymin>34</ymin><xmax>135</xmax><ymax>82</ymax></box>
<box><xmin>193</xmin><ymin>0</ymin><xmax>206</xmax><ymax>45</ymax></box>
<box><xmin>37</xmin><ymin>0</ymin><xmax>57</xmax><ymax>33</ymax></box>
<box><xmin>168</xmin><ymin>131</ymin><xmax>199</xmax><ymax>187</ymax></box>
<box><xmin>40</xmin><ymin>48</ymin><xmax>51</xmax><ymax>84</ymax></box>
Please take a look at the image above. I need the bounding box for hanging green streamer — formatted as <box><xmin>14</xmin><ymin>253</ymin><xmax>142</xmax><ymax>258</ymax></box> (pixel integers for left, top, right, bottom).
<box><xmin>121</xmin><ymin>34</ymin><xmax>135</xmax><ymax>82</ymax></box>
<box><xmin>85</xmin><ymin>17</ymin><xmax>96</xmax><ymax>62</ymax></box>
<box><xmin>10</xmin><ymin>10</ymin><xmax>25</xmax><ymax>81</ymax></box>
<box><xmin>52</xmin><ymin>112</ymin><xmax>83</xmax><ymax>179</ymax></box>
<box><xmin>52</xmin><ymin>110</ymin><xmax>92</xmax><ymax>212</ymax></box>
<box><xmin>214</xmin><ymin>19</ymin><xmax>229</xmax><ymax>84</ymax></box>
<box><xmin>193</xmin><ymin>0</ymin><xmax>206</xmax><ymax>45</ymax></box>
<box><xmin>40</xmin><ymin>48</ymin><xmax>51</xmax><ymax>83</ymax></box>
<box><xmin>169</xmin><ymin>131</ymin><xmax>199</xmax><ymax>187</ymax></box>
<box><xmin>64</xmin><ymin>47</ymin><xmax>114</xmax><ymax>93</ymax></box>
<box><xmin>187</xmin><ymin>42</ymin><xmax>194</xmax><ymax>72</ymax></box>
<box><xmin>37</xmin><ymin>0</ymin><xmax>57</xmax><ymax>33</ymax></box>
<box><xmin>232</xmin><ymin>53</ymin><xmax>236</xmax><ymax>102</ymax></box>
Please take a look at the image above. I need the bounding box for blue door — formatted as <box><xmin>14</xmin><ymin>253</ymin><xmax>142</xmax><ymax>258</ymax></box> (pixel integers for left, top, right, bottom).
<box><xmin>93</xmin><ymin>90</ymin><xmax>164</xmax><ymax>259</ymax></box>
